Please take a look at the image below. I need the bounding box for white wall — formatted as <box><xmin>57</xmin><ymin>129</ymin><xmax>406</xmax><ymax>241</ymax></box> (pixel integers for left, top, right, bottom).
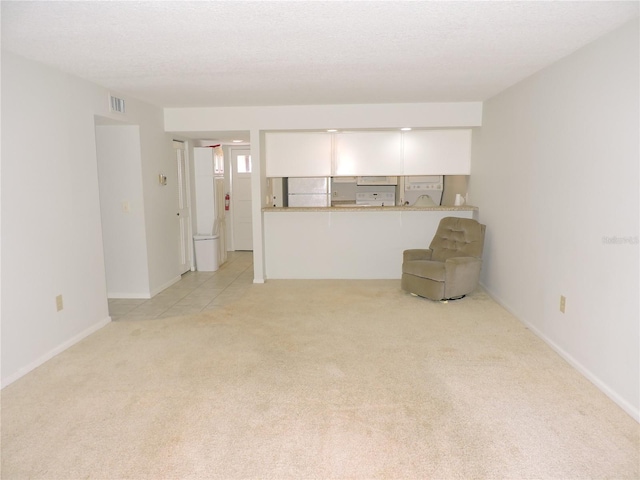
<box><xmin>138</xmin><ymin>114</ymin><xmax>181</xmax><ymax>296</ymax></box>
<box><xmin>95</xmin><ymin>125</ymin><xmax>151</xmax><ymax>297</ymax></box>
<box><xmin>193</xmin><ymin>147</ymin><xmax>217</xmax><ymax>235</ymax></box>
<box><xmin>165</xmin><ymin>103</ymin><xmax>483</xmax><ymax>282</ymax></box>
<box><xmin>470</xmin><ymin>19</ymin><xmax>639</xmax><ymax>419</ymax></box>
<box><xmin>222</xmin><ymin>145</ymin><xmax>233</xmax><ymax>252</ymax></box>
<box><xmin>1</xmin><ymin>52</ymin><xmax>178</xmax><ymax>386</ymax></box>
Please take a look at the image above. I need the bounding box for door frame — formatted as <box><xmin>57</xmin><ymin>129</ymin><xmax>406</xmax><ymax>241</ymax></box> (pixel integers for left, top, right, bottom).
<box><xmin>173</xmin><ymin>140</ymin><xmax>194</xmax><ymax>272</ymax></box>
<box><xmin>229</xmin><ymin>146</ymin><xmax>253</xmax><ymax>251</ymax></box>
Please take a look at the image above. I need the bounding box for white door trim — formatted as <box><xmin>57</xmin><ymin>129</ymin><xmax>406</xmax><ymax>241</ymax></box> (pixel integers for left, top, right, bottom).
<box><xmin>230</xmin><ymin>147</ymin><xmax>253</xmax><ymax>251</ymax></box>
<box><xmin>174</xmin><ymin>140</ymin><xmax>194</xmax><ymax>272</ymax></box>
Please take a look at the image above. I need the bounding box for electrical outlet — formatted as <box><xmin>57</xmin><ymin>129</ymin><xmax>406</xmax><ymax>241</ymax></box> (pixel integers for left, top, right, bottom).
<box><xmin>56</xmin><ymin>294</ymin><xmax>64</xmax><ymax>312</ymax></box>
<box><xmin>559</xmin><ymin>295</ymin><xmax>566</xmax><ymax>313</ymax></box>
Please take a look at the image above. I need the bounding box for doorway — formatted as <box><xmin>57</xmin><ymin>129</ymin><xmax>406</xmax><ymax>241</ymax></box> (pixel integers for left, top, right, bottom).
<box><xmin>94</xmin><ymin>120</ymin><xmax>150</xmax><ymax>297</ymax></box>
<box><xmin>231</xmin><ymin>148</ymin><xmax>253</xmax><ymax>251</ymax></box>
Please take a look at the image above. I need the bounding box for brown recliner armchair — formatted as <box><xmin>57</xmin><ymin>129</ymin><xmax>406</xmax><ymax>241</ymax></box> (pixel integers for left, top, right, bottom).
<box><xmin>402</xmin><ymin>217</ymin><xmax>486</xmax><ymax>301</ymax></box>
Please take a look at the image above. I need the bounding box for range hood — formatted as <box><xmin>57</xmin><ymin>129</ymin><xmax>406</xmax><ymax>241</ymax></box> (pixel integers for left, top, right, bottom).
<box><xmin>356</xmin><ymin>176</ymin><xmax>398</xmax><ymax>186</ymax></box>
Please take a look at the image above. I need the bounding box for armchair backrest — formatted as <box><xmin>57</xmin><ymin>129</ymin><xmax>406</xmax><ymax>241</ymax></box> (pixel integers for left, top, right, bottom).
<box><xmin>429</xmin><ymin>217</ymin><xmax>486</xmax><ymax>262</ymax></box>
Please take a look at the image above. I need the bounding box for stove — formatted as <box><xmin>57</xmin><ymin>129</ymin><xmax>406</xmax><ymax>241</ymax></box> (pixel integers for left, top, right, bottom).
<box><xmin>356</xmin><ymin>192</ymin><xmax>396</xmax><ymax>206</ymax></box>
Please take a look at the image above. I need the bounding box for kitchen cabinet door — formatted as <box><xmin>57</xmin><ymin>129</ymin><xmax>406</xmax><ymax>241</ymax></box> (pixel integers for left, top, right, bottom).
<box><xmin>265</xmin><ymin>132</ymin><xmax>332</xmax><ymax>177</ymax></box>
<box><xmin>334</xmin><ymin>131</ymin><xmax>403</xmax><ymax>176</ymax></box>
<box><xmin>403</xmin><ymin>129</ymin><xmax>472</xmax><ymax>175</ymax></box>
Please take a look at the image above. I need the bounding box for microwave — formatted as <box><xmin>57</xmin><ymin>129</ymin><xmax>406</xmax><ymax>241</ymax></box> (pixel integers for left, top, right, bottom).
<box><xmin>356</xmin><ymin>176</ymin><xmax>398</xmax><ymax>186</ymax></box>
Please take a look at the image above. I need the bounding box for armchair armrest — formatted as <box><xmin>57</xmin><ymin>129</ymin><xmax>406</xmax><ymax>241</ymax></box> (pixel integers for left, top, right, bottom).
<box><xmin>403</xmin><ymin>249</ymin><xmax>433</xmax><ymax>262</ymax></box>
<box><xmin>445</xmin><ymin>256</ymin><xmax>481</xmax><ymax>267</ymax></box>
<box><xmin>444</xmin><ymin>257</ymin><xmax>483</xmax><ymax>296</ymax></box>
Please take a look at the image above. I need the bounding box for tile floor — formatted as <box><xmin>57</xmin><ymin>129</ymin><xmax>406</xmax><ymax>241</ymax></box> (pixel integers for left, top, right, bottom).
<box><xmin>108</xmin><ymin>251</ymin><xmax>254</xmax><ymax>321</ymax></box>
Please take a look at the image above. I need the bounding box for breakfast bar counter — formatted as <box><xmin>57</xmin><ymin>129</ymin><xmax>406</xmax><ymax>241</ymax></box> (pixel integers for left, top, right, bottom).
<box><xmin>262</xmin><ymin>206</ymin><xmax>478</xmax><ymax>279</ymax></box>
<box><xmin>263</xmin><ymin>205</ymin><xmax>477</xmax><ymax>213</ymax></box>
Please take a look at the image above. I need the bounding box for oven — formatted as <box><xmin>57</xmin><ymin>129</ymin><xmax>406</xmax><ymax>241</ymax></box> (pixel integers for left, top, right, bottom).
<box><xmin>356</xmin><ymin>191</ymin><xmax>396</xmax><ymax>206</ymax></box>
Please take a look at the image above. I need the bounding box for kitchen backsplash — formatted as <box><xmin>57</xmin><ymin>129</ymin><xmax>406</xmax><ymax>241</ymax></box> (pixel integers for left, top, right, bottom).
<box><xmin>272</xmin><ymin>175</ymin><xmax>468</xmax><ymax>207</ymax></box>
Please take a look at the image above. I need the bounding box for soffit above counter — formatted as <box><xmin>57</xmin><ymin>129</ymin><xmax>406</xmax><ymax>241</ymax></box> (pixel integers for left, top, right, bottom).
<box><xmin>164</xmin><ymin>102</ymin><xmax>483</xmax><ymax>134</ymax></box>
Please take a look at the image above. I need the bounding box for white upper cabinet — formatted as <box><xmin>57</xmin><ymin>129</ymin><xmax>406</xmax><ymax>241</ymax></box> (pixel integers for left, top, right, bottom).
<box><xmin>266</xmin><ymin>132</ymin><xmax>332</xmax><ymax>177</ymax></box>
<box><xmin>265</xmin><ymin>129</ymin><xmax>472</xmax><ymax>177</ymax></box>
<box><xmin>403</xmin><ymin>129</ymin><xmax>472</xmax><ymax>175</ymax></box>
<box><xmin>334</xmin><ymin>131</ymin><xmax>403</xmax><ymax>176</ymax></box>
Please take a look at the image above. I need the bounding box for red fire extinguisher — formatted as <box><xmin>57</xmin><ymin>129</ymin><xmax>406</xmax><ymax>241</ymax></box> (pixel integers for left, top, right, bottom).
<box><xmin>225</xmin><ymin>193</ymin><xmax>230</xmax><ymax>211</ymax></box>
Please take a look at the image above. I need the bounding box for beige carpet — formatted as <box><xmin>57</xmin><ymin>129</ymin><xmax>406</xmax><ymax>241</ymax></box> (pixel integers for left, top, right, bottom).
<box><xmin>2</xmin><ymin>281</ymin><xmax>638</xmax><ymax>479</ymax></box>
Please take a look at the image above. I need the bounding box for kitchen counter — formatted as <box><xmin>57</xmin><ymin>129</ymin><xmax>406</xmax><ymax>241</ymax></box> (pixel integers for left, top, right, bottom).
<box><xmin>262</xmin><ymin>205</ymin><xmax>478</xmax><ymax>212</ymax></box>
<box><xmin>263</xmin><ymin>206</ymin><xmax>478</xmax><ymax>279</ymax></box>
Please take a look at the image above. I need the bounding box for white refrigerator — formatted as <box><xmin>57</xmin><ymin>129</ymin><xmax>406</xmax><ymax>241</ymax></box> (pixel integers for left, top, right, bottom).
<box><xmin>194</xmin><ymin>147</ymin><xmax>227</xmax><ymax>269</ymax></box>
<box><xmin>287</xmin><ymin>177</ymin><xmax>331</xmax><ymax>207</ymax></box>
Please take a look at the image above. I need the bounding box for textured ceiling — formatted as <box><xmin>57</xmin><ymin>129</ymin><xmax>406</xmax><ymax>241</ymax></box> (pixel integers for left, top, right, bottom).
<box><xmin>1</xmin><ymin>1</ymin><xmax>638</xmax><ymax>108</ymax></box>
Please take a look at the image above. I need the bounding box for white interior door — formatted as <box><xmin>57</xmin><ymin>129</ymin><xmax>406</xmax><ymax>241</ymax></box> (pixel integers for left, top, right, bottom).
<box><xmin>231</xmin><ymin>148</ymin><xmax>253</xmax><ymax>251</ymax></box>
<box><xmin>175</xmin><ymin>141</ymin><xmax>192</xmax><ymax>273</ymax></box>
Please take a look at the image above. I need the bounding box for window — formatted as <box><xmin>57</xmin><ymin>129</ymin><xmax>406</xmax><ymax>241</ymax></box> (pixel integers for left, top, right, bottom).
<box><xmin>237</xmin><ymin>155</ymin><xmax>252</xmax><ymax>173</ymax></box>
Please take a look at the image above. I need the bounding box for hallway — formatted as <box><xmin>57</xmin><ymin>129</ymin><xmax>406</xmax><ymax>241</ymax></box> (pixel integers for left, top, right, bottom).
<box><xmin>108</xmin><ymin>252</ymin><xmax>254</xmax><ymax>321</ymax></box>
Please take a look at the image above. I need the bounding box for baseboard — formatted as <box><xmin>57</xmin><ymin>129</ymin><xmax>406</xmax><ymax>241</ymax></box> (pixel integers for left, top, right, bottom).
<box><xmin>1</xmin><ymin>316</ymin><xmax>112</xmax><ymax>389</ymax></box>
<box><xmin>107</xmin><ymin>292</ymin><xmax>151</xmax><ymax>299</ymax></box>
<box><xmin>253</xmin><ymin>278</ymin><xmax>265</xmax><ymax>284</ymax></box>
<box><xmin>479</xmin><ymin>282</ymin><xmax>640</xmax><ymax>422</ymax></box>
<box><xmin>150</xmin><ymin>275</ymin><xmax>182</xmax><ymax>297</ymax></box>
<box><xmin>108</xmin><ymin>276</ymin><xmax>182</xmax><ymax>299</ymax></box>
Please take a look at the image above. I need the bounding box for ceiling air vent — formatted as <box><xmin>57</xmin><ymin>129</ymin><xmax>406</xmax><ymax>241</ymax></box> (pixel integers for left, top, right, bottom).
<box><xmin>109</xmin><ymin>95</ymin><xmax>125</xmax><ymax>114</ymax></box>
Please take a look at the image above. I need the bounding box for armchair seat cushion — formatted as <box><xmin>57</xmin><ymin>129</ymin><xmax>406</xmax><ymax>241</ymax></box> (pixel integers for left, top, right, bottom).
<box><xmin>402</xmin><ymin>260</ymin><xmax>445</xmax><ymax>282</ymax></box>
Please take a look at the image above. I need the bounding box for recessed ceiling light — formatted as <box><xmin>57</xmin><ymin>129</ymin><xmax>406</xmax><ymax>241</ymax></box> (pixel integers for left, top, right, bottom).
<box><xmin>232</xmin><ymin>139</ymin><xmax>243</xmax><ymax>143</ymax></box>
<box><xmin>327</xmin><ymin>129</ymin><xmax>338</xmax><ymax>132</ymax></box>
<box><xmin>400</xmin><ymin>127</ymin><xmax>412</xmax><ymax>131</ymax></box>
